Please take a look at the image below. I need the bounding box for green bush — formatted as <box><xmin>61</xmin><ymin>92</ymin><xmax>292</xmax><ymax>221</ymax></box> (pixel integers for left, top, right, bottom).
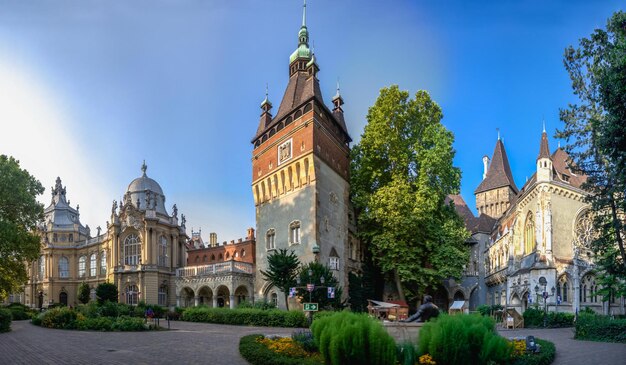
<box><xmin>292</xmin><ymin>329</ymin><xmax>317</xmax><ymax>352</ymax></box>
<box><xmin>311</xmin><ymin>311</ymin><xmax>396</xmax><ymax>365</ymax></box>
<box><xmin>523</xmin><ymin>308</ymin><xmax>544</xmax><ymax>327</ymax></box>
<box><xmin>511</xmin><ymin>338</ymin><xmax>555</xmax><ymax>365</ymax></box>
<box><xmin>0</xmin><ymin>308</ymin><xmax>12</xmax><ymax>332</ymax></box>
<box><xmin>575</xmin><ymin>313</ymin><xmax>626</xmax><ymax>343</ymax></box>
<box><xmin>523</xmin><ymin>308</ymin><xmax>574</xmax><ymax>328</ymax></box>
<box><xmin>181</xmin><ymin>307</ymin><xmax>308</xmax><ymax>327</ymax></box>
<box><xmin>111</xmin><ymin>316</ymin><xmax>147</xmax><ymax>331</ymax></box>
<box><xmin>477</xmin><ymin>304</ymin><xmax>504</xmax><ymax>317</ymax></box>
<box><xmin>77</xmin><ymin>302</ymin><xmax>100</xmax><ymax>319</ymax></box>
<box><xmin>95</xmin><ymin>282</ymin><xmax>118</xmax><ymax>304</ymax></box>
<box><xmin>237</xmin><ymin>300</ymin><xmax>277</xmax><ymax>310</ymax></box>
<box><xmin>38</xmin><ymin>307</ymin><xmax>78</xmax><ymax>329</ymax></box>
<box><xmin>239</xmin><ymin>334</ymin><xmax>322</xmax><ymax>365</ymax></box>
<box><xmin>76</xmin><ymin>316</ymin><xmax>114</xmax><ymax>331</ymax></box>
<box><xmin>418</xmin><ymin>314</ymin><xmax>512</xmax><ymax>365</ymax></box>
<box><xmin>5</xmin><ymin>303</ymin><xmax>37</xmax><ymax>320</ymax></box>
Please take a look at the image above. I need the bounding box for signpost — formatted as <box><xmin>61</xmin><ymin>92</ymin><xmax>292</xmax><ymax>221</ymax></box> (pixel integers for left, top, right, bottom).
<box><xmin>303</xmin><ymin>303</ymin><xmax>319</xmax><ymax>312</ymax></box>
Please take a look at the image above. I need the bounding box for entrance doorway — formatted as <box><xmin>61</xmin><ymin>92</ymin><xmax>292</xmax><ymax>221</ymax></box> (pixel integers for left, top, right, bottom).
<box><xmin>59</xmin><ymin>292</ymin><xmax>68</xmax><ymax>306</ymax></box>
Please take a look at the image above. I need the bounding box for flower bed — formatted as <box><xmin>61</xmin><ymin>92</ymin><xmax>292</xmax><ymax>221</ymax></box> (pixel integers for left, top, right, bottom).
<box><xmin>239</xmin><ymin>334</ymin><xmax>323</xmax><ymax>365</ymax></box>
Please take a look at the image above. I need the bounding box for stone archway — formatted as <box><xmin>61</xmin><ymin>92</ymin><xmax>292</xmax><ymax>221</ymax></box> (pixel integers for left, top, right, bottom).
<box><xmin>180</xmin><ymin>287</ymin><xmax>195</xmax><ymax>307</ymax></box>
<box><xmin>453</xmin><ymin>290</ymin><xmax>465</xmax><ymax>302</ymax></box>
<box><xmin>234</xmin><ymin>285</ymin><xmax>249</xmax><ymax>306</ymax></box>
<box><xmin>59</xmin><ymin>292</ymin><xmax>68</xmax><ymax>306</ymax></box>
<box><xmin>198</xmin><ymin>286</ymin><xmax>213</xmax><ymax>307</ymax></box>
<box><xmin>432</xmin><ymin>285</ymin><xmax>449</xmax><ymax>312</ymax></box>
<box><xmin>216</xmin><ymin>285</ymin><xmax>230</xmax><ymax>308</ymax></box>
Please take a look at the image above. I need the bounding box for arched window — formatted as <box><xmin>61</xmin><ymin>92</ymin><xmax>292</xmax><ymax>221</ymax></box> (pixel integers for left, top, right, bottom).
<box><xmin>285</xmin><ymin>116</ymin><xmax>293</xmax><ymax>126</ymax></box>
<box><xmin>303</xmin><ymin>103</ymin><xmax>312</xmax><ymax>114</ymax></box>
<box><xmin>78</xmin><ymin>256</ymin><xmax>86</xmax><ymax>277</ymax></box>
<box><xmin>124</xmin><ymin>234</ymin><xmax>140</xmax><ymax>265</ymax></box>
<box><xmin>241</xmin><ymin>249</ymin><xmax>246</xmax><ymax>257</ymax></box>
<box><xmin>226</xmin><ymin>252</ymin><xmax>230</xmax><ymax>259</ymax></box>
<box><xmin>289</xmin><ymin>221</ymin><xmax>301</xmax><ymax>244</ymax></box>
<box><xmin>126</xmin><ymin>284</ymin><xmax>139</xmax><ymax>306</ymax></box>
<box><xmin>524</xmin><ymin>212</ymin><xmax>535</xmax><ymax>255</ymax></box>
<box><xmin>557</xmin><ymin>275</ymin><xmax>569</xmax><ymax>302</ymax></box>
<box><xmin>211</xmin><ymin>254</ymin><xmax>215</xmax><ymax>261</ymax></box>
<box><xmin>195</xmin><ymin>256</ymin><xmax>200</xmax><ymax>263</ymax></box>
<box><xmin>100</xmin><ymin>251</ymin><xmax>107</xmax><ymax>275</ymax></box>
<box><xmin>59</xmin><ymin>256</ymin><xmax>69</xmax><ymax>278</ymax></box>
<box><xmin>158</xmin><ymin>285</ymin><xmax>167</xmax><ymax>306</ymax></box>
<box><xmin>158</xmin><ymin>236</ymin><xmax>168</xmax><ymax>267</ymax></box>
<box><xmin>270</xmin><ymin>292</ymin><xmax>278</xmax><ymax>306</ymax></box>
<box><xmin>266</xmin><ymin>228</ymin><xmax>276</xmax><ymax>250</ymax></box>
<box><xmin>203</xmin><ymin>255</ymin><xmax>207</xmax><ymax>262</ymax></box>
<box><xmin>294</xmin><ymin>110</ymin><xmax>303</xmax><ymax>119</ymax></box>
<box><xmin>581</xmin><ymin>274</ymin><xmax>596</xmax><ymax>303</ymax></box>
<box><xmin>90</xmin><ymin>253</ymin><xmax>97</xmax><ymax>277</ymax></box>
<box><xmin>38</xmin><ymin>255</ymin><xmax>45</xmax><ymax>280</ymax></box>
<box><xmin>219</xmin><ymin>253</ymin><xmax>223</xmax><ymax>260</ymax></box>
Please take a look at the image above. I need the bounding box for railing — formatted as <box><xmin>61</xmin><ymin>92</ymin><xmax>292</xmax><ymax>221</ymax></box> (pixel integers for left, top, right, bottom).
<box><xmin>176</xmin><ymin>261</ymin><xmax>254</xmax><ymax>277</ymax></box>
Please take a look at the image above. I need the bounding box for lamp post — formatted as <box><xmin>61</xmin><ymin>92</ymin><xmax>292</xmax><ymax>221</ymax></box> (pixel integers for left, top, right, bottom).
<box><xmin>295</xmin><ymin>269</ymin><xmax>329</xmax><ymax>324</ymax></box>
<box><xmin>535</xmin><ymin>280</ymin><xmax>556</xmax><ymax>327</ymax></box>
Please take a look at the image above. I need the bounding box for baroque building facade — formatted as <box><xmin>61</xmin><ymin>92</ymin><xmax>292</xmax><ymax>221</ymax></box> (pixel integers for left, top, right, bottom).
<box><xmin>250</xmin><ymin>2</ymin><xmax>362</xmax><ymax>308</ymax></box>
<box><xmin>20</xmin><ymin>163</ymin><xmax>188</xmax><ymax>308</ymax></box>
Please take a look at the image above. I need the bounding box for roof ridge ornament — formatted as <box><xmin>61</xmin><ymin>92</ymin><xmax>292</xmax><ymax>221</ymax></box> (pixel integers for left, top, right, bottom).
<box><xmin>302</xmin><ymin>0</ymin><xmax>306</xmax><ymax>27</ymax></box>
<box><xmin>141</xmin><ymin>160</ymin><xmax>147</xmax><ymax>177</ymax></box>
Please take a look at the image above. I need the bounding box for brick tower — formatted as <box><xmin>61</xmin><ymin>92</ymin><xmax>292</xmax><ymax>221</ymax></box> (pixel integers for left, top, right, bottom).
<box><xmin>251</xmin><ymin>1</ymin><xmax>353</xmax><ymax>307</ymax></box>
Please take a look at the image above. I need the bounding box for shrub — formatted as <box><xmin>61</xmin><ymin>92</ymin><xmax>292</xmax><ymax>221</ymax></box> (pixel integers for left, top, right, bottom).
<box><xmin>111</xmin><ymin>316</ymin><xmax>147</xmax><ymax>331</ymax></box>
<box><xmin>523</xmin><ymin>308</ymin><xmax>574</xmax><ymax>328</ymax></box>
<box><xmin>97</xmin><ymin>301</ymin><xmax>120</xmax><ymax>318</ymax></box>
<box><xmin>96</xmin><ymin>282</ymin><xmax>118</xmax><ymax>304</ymax></box>
<box><xmin>77</xmin><ymin>302</ymin><xmax>100</xmax><ymax>319</ymax></box>
<box><xmin>239</xmin><ymin>334</ymin><xmax>322</xmax><ymax>365</ymax></box>
<box><xmin>0</xmin><ymin>308</ymin><xmax>12</xmax><ymax>332</ymax></box>
<box><xmin>237</xmin><ymin>300</ymin><xmax>277</xmax><ymax>310</ymax></box>
<box><xmin>575</xmin><ymin>313</ymin><xmax>626</xmax><ymax>343</ymax></box>
<box><xmin>418</xmin><ymin>314</ymin><xmax>512</xmax><ymax>365</ymax></box>
<box><xmin>38</xmin><ymin>307</ymin><xmax>78</xmax><ymax>329</ymax></box>
<box><xmin>396</xmin><ymin>342</ymin><xmax>417</xmax><ymax>365</ymax></box>
<box><xmin>181</xmin><ymin>307</ymin><xmax>308</xmax><ymax>328</ymax></box>
<box><xmin>292</xmin><ymin>329</ymin><xmax>317</xmax><ymax>352</ymax></box>
<box><xmin>523</xmin><ymin>308</ymin><xmax>544</xmax><ymax>327</ymax></box>
<box><xmin>76</xmin><ymin>316</ymin><xmax>114</xmax><ymax>331</ymax></box>
<box><xmin>511</xmin><ymin>339</ymin><xmax>555</xmax><ymax>365</ymax></box>
<box><xmin>546</xmin><ymin>312</ymin><xmax>574</xmax><ymax>328</ymax></box>
<box><xmin>311</xmin><ymin>311</ymin><xmax>396</xmax><ymax>365</ymax></box>
<box><xmin>77</xmin><ymin>282</ymin><xmax>91</xmax><ymax>304</ymax></box>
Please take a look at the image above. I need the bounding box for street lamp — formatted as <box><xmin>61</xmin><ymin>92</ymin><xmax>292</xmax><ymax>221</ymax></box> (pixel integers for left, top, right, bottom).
<box><xmin>535</xmin><ymin>278</ymin><xmax>556</xmax><ymax>327</ymax></box>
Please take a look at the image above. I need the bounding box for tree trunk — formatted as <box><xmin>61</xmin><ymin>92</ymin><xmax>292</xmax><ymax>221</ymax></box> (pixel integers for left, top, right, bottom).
<box><xmin>284</xmin><ymin>293</ymin><xmax>290</xmax><ymax>311</ymax></box>
<box><xmin>394</xmin><ymin>268</ymin><xmax>406</xmax><ymax>302</ymax></box>
<box><xmin>609</xmin><ymin>194</ymin><xmax>626</xmax><ymax>272</ymax></box>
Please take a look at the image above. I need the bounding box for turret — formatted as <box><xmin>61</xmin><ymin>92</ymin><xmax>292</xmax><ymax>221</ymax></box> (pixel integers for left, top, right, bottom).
<box><xmin>536</xmin><ymin>125</ymin><xmax>552</xmax><ymax>183</ymax></box>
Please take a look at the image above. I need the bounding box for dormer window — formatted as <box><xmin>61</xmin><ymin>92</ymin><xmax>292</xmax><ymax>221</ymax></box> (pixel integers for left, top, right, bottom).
<box><xmin>562</xmin><ymin>174</ymin><xmax>570</xmax><ymax>183</ymax></box>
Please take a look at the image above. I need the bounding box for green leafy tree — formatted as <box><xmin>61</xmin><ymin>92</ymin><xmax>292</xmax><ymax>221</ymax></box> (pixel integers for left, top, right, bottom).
<box><xmin>351</xmin><ymin>86</ymin><xmax>469</xmax><ymax>303</ymax></box>
<box><xmin>0</xmin><ymin>155</ymin><xmax>44</xmax><ymax>300</ymax></box>
<box><xmin>96</xmin><ymin>282</ymin><xmax>118</xmax><ymax>304</ymax></box>
<box><xmin>78</xmin><ymin>282</ymin><xmax>90</xmax><ymax>304</ymax></box>
<box><xmin>556</xmin><ymin>11</ymin><xmax>626</xmax><ymax>300</ymax></box>
<box><xmin>296</xmin><ymin>261</ymin><xmax>343</xmax><ymax>310</ymax></box>
<box><xmin>260</xmin><ymin>248</ymin><xmax>300</xmax><ymax>310</ymax></box>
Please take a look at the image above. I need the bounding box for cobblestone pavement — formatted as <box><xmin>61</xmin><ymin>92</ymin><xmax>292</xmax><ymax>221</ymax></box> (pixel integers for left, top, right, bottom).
<box><xmin>498</xmin><ymin>327</ymin><xmax>626</xmax><ymax>365</ymax></box>
<box><xmin>0</xmin><ymin>320</ymin><xmax>296</xmax><ymax>365</ymax></box>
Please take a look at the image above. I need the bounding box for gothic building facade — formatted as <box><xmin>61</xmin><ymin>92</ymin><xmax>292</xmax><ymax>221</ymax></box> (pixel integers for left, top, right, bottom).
<box><xmin>251</xmin><ymin>2</ymin><xmax>362</xmax><ymax>307</ymax></box>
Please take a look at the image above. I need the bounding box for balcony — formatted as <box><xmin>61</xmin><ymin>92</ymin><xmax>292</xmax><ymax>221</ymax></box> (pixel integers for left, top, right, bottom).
<box><xmin>176</xmin><ymin>261</ymin><xmax>254</xmax><ymax>277</ymax></box>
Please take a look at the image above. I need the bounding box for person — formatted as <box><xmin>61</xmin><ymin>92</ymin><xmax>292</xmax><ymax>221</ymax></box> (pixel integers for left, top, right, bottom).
<box><xmin>402</xmin><ymin>295</ymin><xmax>440</xmax><ymax>322</ymax></box>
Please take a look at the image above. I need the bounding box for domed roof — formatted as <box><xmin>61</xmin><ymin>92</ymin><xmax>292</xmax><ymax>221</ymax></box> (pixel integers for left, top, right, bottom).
<box><xmin>126</xmin><ymin>161</ymin><xmax>168</xmax><ymax>216</ymax></box>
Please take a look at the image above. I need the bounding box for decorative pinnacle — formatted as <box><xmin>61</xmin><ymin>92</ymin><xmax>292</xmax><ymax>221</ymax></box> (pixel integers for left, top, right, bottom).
<box><xmin>542</xmin><ymin>118</ymin><xmax>546</xmax><ymax>133</ymax></box>
<box><xmin>497</xmin><ymin>128</ymin><xmax>500</xmax><ymax>141</ymax></box>
<box><xmin>302</xmin><ymin>0</ymin><xmax>306</xmax><ymax>27</ymax></box>
<box><xmin>141</xmin><ymin>160</ymin><xmax>147</xmax><ymax>176</ymax></box>
<box><xmin>335</xmin><ymin>78</ymin><xmax>340</xmax><ymax>98</ymax></box>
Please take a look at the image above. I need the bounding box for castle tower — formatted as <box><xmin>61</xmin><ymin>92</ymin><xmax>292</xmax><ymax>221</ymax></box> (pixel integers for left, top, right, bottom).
<box><xmin>475</xmin><ymin>136</ymin><xmax>518</xmax><ymax>219</ymax></box>
<box><xmin>251</xmin><ymin>1</ymin><xmax>352</xmax><ymax>307</ymax></box>
<box><xmin>536</xmin><ymin>127</ymin><xmax>552</xmax><ymax>183</ymax></box>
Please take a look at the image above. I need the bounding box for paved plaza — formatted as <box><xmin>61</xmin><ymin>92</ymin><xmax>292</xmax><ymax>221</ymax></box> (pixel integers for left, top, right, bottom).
<box><xmin>1</xmin><ymin>320</ymin><xmax>625</xmax><ymax>364</ymax></box>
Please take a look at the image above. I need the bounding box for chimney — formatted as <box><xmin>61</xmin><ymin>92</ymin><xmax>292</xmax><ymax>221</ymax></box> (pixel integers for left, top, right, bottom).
<box><xmin>482</xmin><ymin>156</ymin><xmax>490</xmax><ymax>180</ymax></box>
<box><xmin>210</xmin><ymin>232</ymin><xmax>217</xmax><ymax>247</ymax></box>
<box><xmin>247</xmin><ymin>227</ymin><xmax>255</xmax><ymax>240</ymax></box>
<box><xmin>230</xmin><ymin>240</ymin><xmax>235</xmax><ymax>245</ymax></box>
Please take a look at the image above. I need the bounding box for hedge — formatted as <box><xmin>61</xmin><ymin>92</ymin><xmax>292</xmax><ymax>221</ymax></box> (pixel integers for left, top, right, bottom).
<box><xmin>0</xmin><ymin>308</ymin><xmax>12</xmax><ymax>332</ymax></box>
<box><xmin>575</xmin><ymin>313</ymin><xmax>626</xmax><ymax>343</ymax></box>
<box><xmin>182</xmin><ymin>307</ymin><xmax>308</xmax><ymax>328</ymax></box>
<box><xmin>239</xmin><ymin>334</ymin><xmax>322</xmax><ymax>365</ymax></box>
<box><xmin>32</xmin><ymin>307</ymin><xmax>149</xmax><ymax>331</ymax></box>
<box><xmin>523</xmin><ymin>308</ymin><xmax>574</xmax><ymax>328</ymax></box>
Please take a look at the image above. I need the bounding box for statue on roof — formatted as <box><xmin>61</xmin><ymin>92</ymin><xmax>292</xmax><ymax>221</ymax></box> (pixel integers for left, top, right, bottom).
<box><xmin>172</xmin><ymin>204</ymin><xmax>178</xmax><ymax>218</ymax></box>
<box><xmin>112</xmin><ymin>200</ymin><xmax>118</xmax><ymax>215</ymax></box>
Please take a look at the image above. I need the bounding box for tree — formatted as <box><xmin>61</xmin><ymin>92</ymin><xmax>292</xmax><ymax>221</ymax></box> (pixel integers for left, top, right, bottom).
<box><xmin>78</xmin><ymin>282</ymin><xmax>90</xmax><ymax>304</ymax></box>
<box><xmin>0</xmin><ymin>155</ymin><xmax>44</xmax><ymax>300</ymax></box>
<box><xmin>296</xmin><ymin>261</ymin><xmax>343</xmax><ymax>310</ymax></box>
<box><xmin>260</xmin><ymin>248</ymin><xmax>300</xmax><ymax>310</ymax></box>
<box><xmin>556</xmin><ymin>11</ymin><xmax>626</xmax><ymax>300</ymax></box>
<box><xmin>350</xmin><ymin>86</ymin><xmax>469</xmax><ymax>303</ymax></box>
<box><xmin>96</xmin><ymin>282</ymin><xmax>118</xmax><ymax>304</ymax></box>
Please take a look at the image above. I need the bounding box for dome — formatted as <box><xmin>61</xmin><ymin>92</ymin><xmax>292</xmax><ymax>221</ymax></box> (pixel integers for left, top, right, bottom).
<box><xmin>125</xmin><ymin>162</ymin><xmax>169</xmax><ymax>216</ymax></box>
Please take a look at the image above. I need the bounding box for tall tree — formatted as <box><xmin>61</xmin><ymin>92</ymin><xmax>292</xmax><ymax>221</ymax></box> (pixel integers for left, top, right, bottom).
<box><xmin>96</xmin><ymin>282</ymin><xmax>119</xmax><ymax>304</ymax></box>
<box><xmin>78</xmin><ymin>282</ymin><xmax>90</xmax><ymax>304</ymax></box>
<box><xmin>556</xmin><ymin>11</ymin><xmax>626</xmax><ymax>299</ymax></box>
<box><xmin>296</xmin><ymin>261</ymin><xmax>343</xmax><ymax>310</ymax></box>
<box><xmin>351</xmin><ymin>86</ymin><xmax>469</xmax><ymax>303</ymax></box>
<box><xmin>0</xmin><ymin>155</ymin><xmax>44</xmax><ymax>300</ymax></box>
<box><xmin>260</xmin><ymin>248</ymin><xmax>300</xmax><ymax>310</ymax></box>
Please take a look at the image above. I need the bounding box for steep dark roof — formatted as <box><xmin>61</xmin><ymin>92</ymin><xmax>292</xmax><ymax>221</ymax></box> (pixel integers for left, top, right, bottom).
<box><xmin>447</xmin><ymin>194</ymin><xmax>496</xmax><ymax>234</ymax></box>
<box><xmin>537</xmin><ymin>131</ymin><xmax>551</xmax><ymax>161</ymax></box>
<box><xmin>551</xmin><ymin>148</ymin><xmax>587</xmax><ymax>188</ymax></box>
<box><xmin>475</xmin><ymin>139</ymin><xmax>519</xmax><ymax>194</ymax></box>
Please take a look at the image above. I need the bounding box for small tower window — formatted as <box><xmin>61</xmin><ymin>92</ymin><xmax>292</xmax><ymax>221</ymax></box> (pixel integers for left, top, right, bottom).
<box><xmin>266</xmin><ymin>229</ymin><xmax>276</xmax><ymax>250</ymax></box>
<box><xmin>289</xmin><ymin>221</ymin><xmax>301</xmax><ymax>245</ymax></box>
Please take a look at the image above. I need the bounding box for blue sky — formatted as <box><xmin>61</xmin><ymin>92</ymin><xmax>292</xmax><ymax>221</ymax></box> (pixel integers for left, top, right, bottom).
<box><xmin>0</xmin><ymin>0</ymin><xmax>622</xmax><ymax>241</ymax></box>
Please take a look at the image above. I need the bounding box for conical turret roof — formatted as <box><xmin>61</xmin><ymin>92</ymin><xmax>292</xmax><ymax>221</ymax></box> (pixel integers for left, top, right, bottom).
<box><xmin>475</xmin><ymin>139</ymin><xmax>519</xmax><ymax>194</ymax></box>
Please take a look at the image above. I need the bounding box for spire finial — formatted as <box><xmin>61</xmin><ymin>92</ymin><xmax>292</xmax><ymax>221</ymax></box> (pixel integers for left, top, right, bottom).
<box><xmin>302</xmin><ymin>0</ymin><xmax>306</xmax><ymax>27</ymax></box>
<box><xmin>497</xmin><ymin>128</ymin><xmax>500</xmax><ymax>141</ymax></box>
<box><xmin>265</xmin><ymin>83</ymin><xmax>268</xmax><ymax>100</ymax></box>
<box><xmin>542</xmin><ymin>118</ymin><xmax>546</xmax><ymax>133</ymax></box>
<box><xmin>335</xmin><ymin>77</ymin><xmax>340</xmax><ymax>98</ymax></box>
<box><xmin>141</xmin><ymin>160</ymin><xmax>147</xmax><ymax>176</ymax></box>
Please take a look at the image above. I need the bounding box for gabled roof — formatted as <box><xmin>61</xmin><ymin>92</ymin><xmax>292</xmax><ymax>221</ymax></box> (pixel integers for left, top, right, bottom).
<box><xmin>475</xmin><ymin>139</ymin><xmax>519</xmax><ymax>194</ymax></box>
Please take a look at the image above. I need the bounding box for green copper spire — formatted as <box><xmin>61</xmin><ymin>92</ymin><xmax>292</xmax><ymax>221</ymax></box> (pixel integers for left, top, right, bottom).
<box><xmin>290</xmin><ymin>0</ymin><xmax>311</xmax><ymax>63</ymax></box>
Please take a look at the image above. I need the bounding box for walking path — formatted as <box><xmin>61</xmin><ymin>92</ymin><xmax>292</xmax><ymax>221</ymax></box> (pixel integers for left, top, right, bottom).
<box><xmin>498</xmin><ymin>327</ymin><xmax>626</xmax><ymax>365</ymax></box>
<box><xmin>1</xmin><ymin>320</ymin><xmax>624</xmax><ymax>364</ymax></box>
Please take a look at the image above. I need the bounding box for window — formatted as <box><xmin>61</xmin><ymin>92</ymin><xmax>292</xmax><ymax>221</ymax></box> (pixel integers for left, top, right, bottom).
<box><xmin>100</xmin><ymin>251</ymin><xmax>107</xmax><ymax>275</ymax></box>
<box><xmin>241</xmin><ymin>249</ymin><xmax>246</xmax><ymax>257</ymax></box>
<box><xmin>329</xmin><ymin>257</ymin><xmax>339</xmax><ymax>271</ymax></box>
<box><xmin>90</xmin><ymin>253</ymin><xmax>97</xmax><ymax>277</ymax></box>
<box><xmin>69</xmin><ymin>233</ymin><xmax>73</xmax><ymax>242</ymax></box>
<box><xmin>124</xmin><ymin>234</ymin><xmax>140</xmax><ymax>265</ymax></box>
<box><xmin>78</xmin><ymin>256</ymin><xmax>86</xmax><ymax>277</ymax></box>
<box><xmin>158</xmin><ymin>236</ymin><xmax>168</xmax><ymax>267</ymax></box>
<box><xmin>59</xmin><ymin>256</ymin><xmax>69</xmax><ymax>278</ymax></box>
<box><xmin>158</xmin><ymin>285</ymin><xmax>167</xmax><ymax>306</ymax></box>
<box><xmin>211</xmin><ymin>254</ymin><xmax>215</xmax><ymax>261</ymax></box>
<box><xmin>53</xmin><ymin>233</ymin><xmax>58</xmax><ymax>242</ymax></box>
<box><xmin>289</xmin><ymin>221</ymin><xmax>301</xmax><ymax>244</ymax></box>
<box><xmin>271</xmin><ymin>292</ymin><xmax>278</xmax><ymax>307</ymax></box>
<box><xmin>266</xmin><ymin>228</ymin><xmax>276</xmax><ymax>250</ymax></box>
<box><xmin>557</xmin><ymin>275</ymin><xmax>569</xmax><ymax>302</ymax></box>
<box><xmin>38</xmin><ymin>255</ymin><xmax>45</xmax><ymax>280</ymax></box>
<box><xmin>524</xmin><ymin>212</ymin><xmax>535</xmax><ymax>255</ymax></box>
<box><xmin>203</xmin><ymin>255</ymin><xmax>207</xmax><ymax>262</ymax></box>
<box><xmin>126</xmin><ymin>284</ymin><xmax>139</xmax><ymax>306</ymax></box>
